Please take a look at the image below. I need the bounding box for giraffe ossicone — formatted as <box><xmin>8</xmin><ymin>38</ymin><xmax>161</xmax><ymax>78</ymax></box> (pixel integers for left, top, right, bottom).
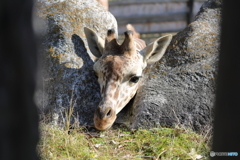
<box><xmin>84</xmin><ymin>27</ymin><xmax>172</xmax><ymax>130</ymax></box>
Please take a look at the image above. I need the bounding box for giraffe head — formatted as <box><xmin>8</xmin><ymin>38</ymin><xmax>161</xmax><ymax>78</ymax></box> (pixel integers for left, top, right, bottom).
<box><xmin>84</xmin><ymin>27</ymin><xmax>172</xmax><ymax>130</ymax></box>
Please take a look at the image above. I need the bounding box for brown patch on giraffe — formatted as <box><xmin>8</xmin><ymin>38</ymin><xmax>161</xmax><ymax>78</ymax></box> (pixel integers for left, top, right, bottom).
<box><xmin>103</xmin><ymin>57</ymin><xmax>124</xmax><ymax>82</ymax></box>
<box><xmin>110</xmin><ymin>82</ymin><xmax>117</xmax><ymax>88</ymax></box>
<box><xmin>114</xmin><ymin>90</ymin><xmax>119</xmax><ymax>99</ymax></box>
<box><xmin>112</xmin><ymin>74</ymin><xmax>120</xmax><ymax>81</ymax></box>
<box><xmin>108</xmin><ymin>93</ymin><xmax>113</xmax><ymax>98</ymax></box>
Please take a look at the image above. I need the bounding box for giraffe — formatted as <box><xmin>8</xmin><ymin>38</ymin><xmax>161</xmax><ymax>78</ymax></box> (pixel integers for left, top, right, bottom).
<box><xmin>96</xmin><ymin>0</ymin><xmax>108</xmax><ymax>10</ymax></box>
<box><xmin>84</xmin><ymin>27</ymin><xmax>172</xmax><ymax>130</ymax></box>
<box><xmin>96</xmin><ymin>0</ymin><xmax>140</xmax><ymax>39</ymax></box>
<box><xmin>126</xmin><ymin>24</ymin><xmax>140</xmax><ymax>39</ymax></box>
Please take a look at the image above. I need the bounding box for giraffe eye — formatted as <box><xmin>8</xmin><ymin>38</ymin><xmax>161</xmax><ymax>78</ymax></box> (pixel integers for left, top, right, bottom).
<box><xmin>130</xmin><ymin>76</ymin><xmax>141</xmax><ymax>83</ymax></box>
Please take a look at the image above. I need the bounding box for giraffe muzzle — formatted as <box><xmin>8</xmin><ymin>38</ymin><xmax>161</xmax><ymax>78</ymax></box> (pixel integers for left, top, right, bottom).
<box><xmin>94</xmin><ymin>106</ymin><xmax>117</xmax><ymax>130</ymax></box>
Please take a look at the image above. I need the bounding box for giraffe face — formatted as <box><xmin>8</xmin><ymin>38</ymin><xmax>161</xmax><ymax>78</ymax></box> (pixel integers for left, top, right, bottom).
<box><xmin>93</xmin><ymin>52</ymin><xmax>146</xmax><ymax>130</ymax></box>
<box><xmin>84</xmin><ymin>27</ymin><xmax>172</xmax><ymax>130</ymax></box>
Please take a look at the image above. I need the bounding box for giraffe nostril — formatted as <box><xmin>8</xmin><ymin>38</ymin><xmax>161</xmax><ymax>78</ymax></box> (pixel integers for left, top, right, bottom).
<box><xmin>106</xmin><ymin>108</ymin><xmax>112</xmax><ymax>117</ymax></box>
<box><xmin>95</xmin><ymin>107</ymin><xmax>113</xmax><ymax>119</ymax></box>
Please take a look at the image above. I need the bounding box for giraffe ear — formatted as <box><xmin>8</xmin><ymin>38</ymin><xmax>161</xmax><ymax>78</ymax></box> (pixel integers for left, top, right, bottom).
<box><xmin>141</xmin><ymin>35</ymin><xmax>172</xmax><ymax>64</ymax></box>
<box><xmin>84</xmin><ymin>27</ymin><xmax>105</xmax><ymax>58</ymax></box>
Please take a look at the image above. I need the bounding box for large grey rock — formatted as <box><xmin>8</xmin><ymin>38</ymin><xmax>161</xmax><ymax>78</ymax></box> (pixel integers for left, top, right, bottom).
<box><xmin>129</xmin><ymin>0</ymin><xmax>222</xmax><ymax>131</ymax></box>
<box><xmin>35</xmin><ymin>0</ymin><xmax>117</xmax><ymax>126</ymax></box>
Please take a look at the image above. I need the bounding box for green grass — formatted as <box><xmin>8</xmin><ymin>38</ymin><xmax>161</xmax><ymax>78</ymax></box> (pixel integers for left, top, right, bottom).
<box><xmin>38</xmin><ymin>124</ymin><xmax>211</xmax><ymax>160</ymax></box>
